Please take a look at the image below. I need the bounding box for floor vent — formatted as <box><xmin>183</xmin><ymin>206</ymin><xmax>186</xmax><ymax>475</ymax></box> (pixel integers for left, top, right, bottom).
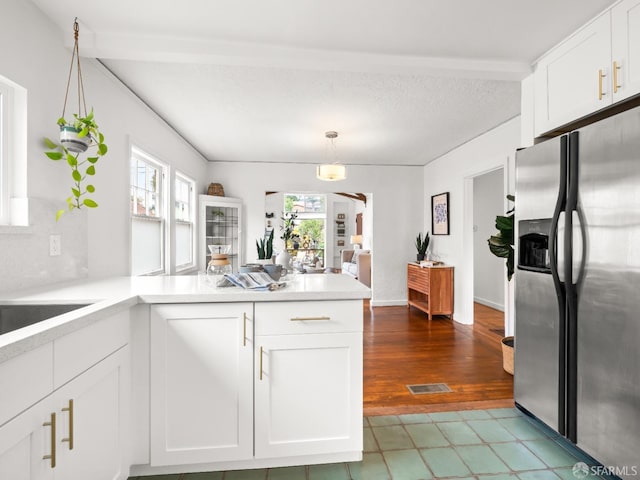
<box><xmin>407</xmin><ymin>383</ymin><xmax>452</xmax><ymax>395</ymax></box>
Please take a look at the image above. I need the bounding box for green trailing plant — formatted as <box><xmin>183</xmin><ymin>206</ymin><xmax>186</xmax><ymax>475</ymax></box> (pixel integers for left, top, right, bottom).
<box><xmin>488</xmin><ymin>194</ymin><xmax>515</xmax><ymax>281</ymax></box>
<box><xmin>415</xmin><ymin>232</ymin><xmax>430</xmax><ymax>256</ymax></box>
<box><xmin>256</xmin><ymin>229</ymin><xmax>274</xmax><ymax>260</ymax></box>
<box><xmin>280</xmin><ymin>211</ymin><xmax>298</xmax><ymax>243</ymax></box>
<box><xmin>44</xmin><ymin>110</ymin><xmax>108</xmax><ymax>221</ymax></box>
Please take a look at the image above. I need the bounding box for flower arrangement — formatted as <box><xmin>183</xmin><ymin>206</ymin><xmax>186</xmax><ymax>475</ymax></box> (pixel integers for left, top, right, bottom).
<box><xmin>280</xmin><ymin>211</ymin><xmax>298</xmax><ymax>244</ymax></box>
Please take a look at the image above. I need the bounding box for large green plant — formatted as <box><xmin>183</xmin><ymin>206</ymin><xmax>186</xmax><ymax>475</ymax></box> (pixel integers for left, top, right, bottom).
<box><xmin>44</xmin><ymin>110</ymin><xmax>108</xmax><ymax>221</ymax></box>
<box><xmin>488</xmin><ymin>194</ymin><xmax>515</xmax><ymax>281</ymax></box>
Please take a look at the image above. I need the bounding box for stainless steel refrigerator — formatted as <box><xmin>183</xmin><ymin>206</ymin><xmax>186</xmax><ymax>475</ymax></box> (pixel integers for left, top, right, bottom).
<box><xmin>515</xmin><ymin>106</ymin><xmax>640</xmax><ymax>474</ymax></box>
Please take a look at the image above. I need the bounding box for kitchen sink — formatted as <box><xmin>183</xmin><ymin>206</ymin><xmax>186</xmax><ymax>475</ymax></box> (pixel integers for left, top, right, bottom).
<box><xmin>0</xmin><ymin>304</ymin><xmax>90</xmax><ymax>335</ymax></box>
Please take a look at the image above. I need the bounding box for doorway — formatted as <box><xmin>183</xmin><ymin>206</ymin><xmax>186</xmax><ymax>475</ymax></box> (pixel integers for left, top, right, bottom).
<box><xmin>473</xmin><ymin>168</ymin><xmax>506</xmax><ymax>316</ymax></box>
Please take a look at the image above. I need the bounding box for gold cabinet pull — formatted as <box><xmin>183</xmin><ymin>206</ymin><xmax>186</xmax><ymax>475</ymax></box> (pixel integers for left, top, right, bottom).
<box><xmin>61</xmin><ymin>399</ymin><xmax>74</xmax><ymax>450</ymax></box>
<box><xmin>243</xmin><ymin>312</ymin><xmax>247</xmax><ymax>347</ymax></box>
<box><xmin>259</xmin><ymin>346</ymin><xmax>264</xmax><ymax>381</ymax></box>
<box><xmin>598</xmin><ymin>68</ymin><xmax>606</xmax><ymax>100</ymax></box>
<box><xmin>42</xmin><ymin>412</ymin><xmax>56</xmax><ymax>468</ymax></box>
<box><xmin>613</xmin><ymin>61</ymin><xmax>621</xmax><ymax>93</ymax></box>
<box><xmin>290</xmin><ymin>316</ymin><xmax>331</xmax><ymax>321</ymax></box>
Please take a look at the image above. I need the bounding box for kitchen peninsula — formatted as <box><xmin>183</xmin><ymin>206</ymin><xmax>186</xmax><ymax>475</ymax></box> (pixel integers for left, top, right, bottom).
<box><xmin>0</xmin><ymin>274</ymin><xmax>370</xmax><ymax>479</ymax></box>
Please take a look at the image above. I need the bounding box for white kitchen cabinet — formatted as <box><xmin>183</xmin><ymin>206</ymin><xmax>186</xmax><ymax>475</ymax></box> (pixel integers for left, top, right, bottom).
<box><xmin>0</xmin><ymin>398</ymin><xmax>51</xmax><ymax>480</ymax></box>
<box><xmin>53</xmin><ymin>348</ymin><xmax>129</xmax><ymax>480</ymax></box>
<box><xmin>534</xmin><ymin>12</ymin><xmax>612</xmax><ymax>135</ymax></box>
<box><xmin>534</xmin><ymin>0</ymin><xmax>640</xmax><ymax>136</ymax></box>
<box><xmin>0</xmin><ymin>348</ymin><xmax>128</xmax><ymax>480</ymax></box>
<box><xmin>149</xmin><ymin>303</ymin><xmax>254</xmax><ymax>466</ymax></box>
<box><xmin>254</xmin><ymin>301</ymin><xmax>363</xmax><ymax>459</ymax></box>
<box><xmin>199</xmin><ymin>195</ymin><xmax>243</xmax><ymax>273</ymax></box>
<box><xmin>612</xmin><ymin>0</ymin><xmax>640</xmax><ymax>103</ymax></box>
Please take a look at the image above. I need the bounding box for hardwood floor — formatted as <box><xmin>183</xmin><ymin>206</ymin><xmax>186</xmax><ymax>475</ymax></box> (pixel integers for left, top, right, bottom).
<box><xmin>363</xmin><ymin>301</ymin><xmax>514</xmax><ymax>416</ymax></box>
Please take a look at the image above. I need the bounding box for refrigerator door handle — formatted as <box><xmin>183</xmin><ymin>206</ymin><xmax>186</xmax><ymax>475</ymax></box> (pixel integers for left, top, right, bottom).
<box><xmin>549</xmin><ymin>135</ymin><xmax>568</xmax><ymax>288</ymax></box>
<box><xmin>549</xmin><ymin>135</ymin><xmax>569</xmax><ymax>436</ymax></box>
<box><xmin>572</xmin><ymin>208</ymin><xmax>588</xmax><ymax>287</ymax></box>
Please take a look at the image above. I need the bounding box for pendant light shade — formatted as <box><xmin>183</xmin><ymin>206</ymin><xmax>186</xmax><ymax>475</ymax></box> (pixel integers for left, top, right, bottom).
<box><xmin>316</xmin><ymin>131</ymin><xmax>347</xmax><ymax>181</ymax></box>
<box><xmin>316</xmin><ymin>163</ymin><xmax>347</xmax><ymax>181</ymax></box>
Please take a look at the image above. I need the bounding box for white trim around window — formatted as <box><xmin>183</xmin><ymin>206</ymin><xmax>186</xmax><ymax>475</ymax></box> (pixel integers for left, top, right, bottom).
<box><xmin>174</xmin><ymin>171</ymin><xmax>196</xmax><ymax>272</ymax></box>
<box><xmin>130</xmin><ymin>146</ymin><xmax>168</xmax><ymax>276</ymax></box>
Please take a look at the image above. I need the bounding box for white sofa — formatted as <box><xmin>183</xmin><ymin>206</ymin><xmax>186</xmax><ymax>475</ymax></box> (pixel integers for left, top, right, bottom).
<box><xmin>341</xmin><ymin>249</ymin><xmax>371</xmax><ymax>287</ymax></box>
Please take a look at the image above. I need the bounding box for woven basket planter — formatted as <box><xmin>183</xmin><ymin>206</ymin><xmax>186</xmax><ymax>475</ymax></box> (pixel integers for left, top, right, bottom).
<box><xmin>501</xmin><ymin>336</ymin><xmax>514</xmax><ymax>375</ymax></box>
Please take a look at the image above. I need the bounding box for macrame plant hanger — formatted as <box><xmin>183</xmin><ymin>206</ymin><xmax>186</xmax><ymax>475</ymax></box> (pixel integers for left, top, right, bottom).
<box><xmin>61</xmin><ymin>18</ymin><xmax>88</xmax><ymax>123</ymax></box>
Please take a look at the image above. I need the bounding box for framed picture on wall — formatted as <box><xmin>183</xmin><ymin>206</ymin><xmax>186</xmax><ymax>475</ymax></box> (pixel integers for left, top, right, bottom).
<box><xmin>431</xmin><ymin>192</ymin><xmax>450</xmax><ymax>235</ymax></box>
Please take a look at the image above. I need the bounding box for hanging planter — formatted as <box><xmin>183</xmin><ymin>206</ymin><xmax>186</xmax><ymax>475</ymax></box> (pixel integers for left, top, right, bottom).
<box><xmin>44</xmin><ymin>18</ymin><xmax>108</xmax><ymax>221</ymax></box>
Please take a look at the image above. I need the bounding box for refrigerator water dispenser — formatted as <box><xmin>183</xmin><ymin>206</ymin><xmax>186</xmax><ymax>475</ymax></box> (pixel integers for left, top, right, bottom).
<box><xmin>518</xmin><ymin>219</ymin><xmax>552</xmax><ymax>272</ymax></box>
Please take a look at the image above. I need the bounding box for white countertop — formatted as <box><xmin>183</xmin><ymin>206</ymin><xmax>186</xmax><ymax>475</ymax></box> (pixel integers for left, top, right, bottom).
<box><xmin>0</xmin><ymin>274</ymin><xmax>370</xmax><ymax>363</ymax></box>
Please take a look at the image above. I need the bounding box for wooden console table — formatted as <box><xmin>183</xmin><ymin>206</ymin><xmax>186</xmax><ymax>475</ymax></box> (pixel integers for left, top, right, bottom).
<box><xmin>407</xmin><ymin>263</ymin><xmax>454</xmax><ymax>319</ymax></box>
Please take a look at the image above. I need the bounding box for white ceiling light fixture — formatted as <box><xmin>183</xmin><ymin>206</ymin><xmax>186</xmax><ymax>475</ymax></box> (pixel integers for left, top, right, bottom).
<box><xmin>316</xmin><ymin>131</ymin><xmax>346</xmax><ymax>181</ymax></box>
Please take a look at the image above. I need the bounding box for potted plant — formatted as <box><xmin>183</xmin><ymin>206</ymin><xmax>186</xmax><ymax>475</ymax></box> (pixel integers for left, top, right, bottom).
<box><xmin>487</xmin><ymin>194</ymin><xmax>515</xmax><ymax>281</ymax></box>
<box><xmin>44</xmin><ymin>110</ymin><xmax>108</xmax><ymax>221</ymax></box>
<box><xmin>256</xmin><ymin>229</ymin><xmax>274</xmax><ymax>264</ymax></box>
<box><xmin>280</xmin><ymin>211</ymin><xmax>298</xmax><ymax>248</ymax></box>
<box><xmin>488</xmin><ymin>194</ymin><xmax>515</xmax><ymax>375</ymax></box>
<box><xmin>44</xmin><ymin>19</ymin><xmax>108</xmax><ymax>221</ymax></box>
<box><xmin>415</xmin><ymin>232</ymin><xmax>430</xmax><ymax>262</ymax></box>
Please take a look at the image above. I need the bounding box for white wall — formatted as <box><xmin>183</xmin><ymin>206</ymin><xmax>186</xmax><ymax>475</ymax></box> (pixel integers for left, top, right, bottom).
<box><xmin>473</xmin><ymin>168</ymin><xmax>505</xmax><ymax>310</ymax></box>
<box><xmin>424</xmin><ymin>116</ymin><xmax>520</xmax><ymax>333</ymax></box>
<box><xmin>0</xmin><ymin>1</ymin><xmax>208</xmax><ymax>292</ymax></box>
<box><xmin>208</xmin><ymin>161</ymin><xmax>423</xmax><ymax>305</ymax></box>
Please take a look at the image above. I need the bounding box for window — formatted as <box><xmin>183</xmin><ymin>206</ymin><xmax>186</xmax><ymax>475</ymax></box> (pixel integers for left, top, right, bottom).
<box><xmin>0</xmin><ymin>81</ymin><xmax>8</xmax><ymax>222</ymax></box>
<box><xmin>175</xmin><ymin>172</ymin><xmax>195</xmax><ymax>271</ymax></box>
<box><xmin>284</xmin><ymin>193</ymin><xmax>326</xmax><ymax>264</ymax></box>
<box><xmin>0</xmin><ymin>74</ymin><xmax>27</xmax><ymax>227</ymax></box>
<box><xmin>130</xmin><ymin>146</ymin><xmax>167</xmax><ymax>275</ymax></box>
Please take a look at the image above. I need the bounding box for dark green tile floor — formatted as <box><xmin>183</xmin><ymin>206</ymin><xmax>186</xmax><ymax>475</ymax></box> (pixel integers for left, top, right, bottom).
<box><xmin>128</xmin><ymin>408</ymin><xmax>608</xmax><ymax>480</ymax></box>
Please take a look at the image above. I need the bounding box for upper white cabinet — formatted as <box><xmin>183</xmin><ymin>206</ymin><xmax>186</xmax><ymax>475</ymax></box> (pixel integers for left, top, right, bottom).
<box><xmin>612</xmin><ymin>0</ymin><xmax>640</xmax><ymax>102</ymax></box>
<box><xmin>199</xmin><ymin>195</ymin><xmax>243</xmax><ymax>273</ymax></box>
<box><xmin>534</xmin><ymin>0</ymin><xmax>640</xmax><ymax>136</ymax></box>
<box><xmin>149</xmin><ymin>303</ymin><xmax>254</xmax><ymax>466</ymax></box>
<box><xmin>534</xmin><ymin>13</ymin><xmax>612</xmax><ymax>135</ymax></box>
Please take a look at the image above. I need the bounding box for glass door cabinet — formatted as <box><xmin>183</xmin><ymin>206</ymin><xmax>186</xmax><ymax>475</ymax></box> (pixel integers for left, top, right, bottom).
<box><xmin>198</xmin><ymin>195</ymin><xmax>243</xmax><ymax>272</ymax></box>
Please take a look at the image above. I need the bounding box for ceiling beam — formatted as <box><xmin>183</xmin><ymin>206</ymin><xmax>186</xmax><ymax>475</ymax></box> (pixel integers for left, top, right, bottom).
<box><xmin>72</xmin><ymin>31</ymin><xmax>531</xmax><ymax>81</ymax></box>
<box><xmin>336</xmin><ymin>193</ymin><xmax>367</xmax><ymax>206</ymax></box>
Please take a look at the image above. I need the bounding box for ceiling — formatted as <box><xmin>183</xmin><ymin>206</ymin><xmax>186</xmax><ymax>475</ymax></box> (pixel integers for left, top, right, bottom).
<box><xmin>30</xmin><ymin>0</ymin><xmax>618</xmax><ymax>166</ymax></box>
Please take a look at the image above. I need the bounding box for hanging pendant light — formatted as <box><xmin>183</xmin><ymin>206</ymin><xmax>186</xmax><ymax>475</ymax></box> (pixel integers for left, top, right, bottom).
<box><xmin>316</xmin><ymin>131</ymin><xmax>346</xmax><ymax>181</ymax></box>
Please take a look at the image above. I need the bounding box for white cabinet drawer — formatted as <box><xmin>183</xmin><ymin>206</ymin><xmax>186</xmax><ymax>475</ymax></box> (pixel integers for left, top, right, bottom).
<box><xmin>54</xmin><ymin>310</ymin><xmax>129</xmax><ymax>388</ymax></box>
<box><xmin>0</xmin><ymin>343</ymin><xmax>53</xmax><ymax>426</ymax></box>
<box><xmin>255</xmin><ymin>300</ymin><xmax>362</xmax><ymax>335</ymax></box>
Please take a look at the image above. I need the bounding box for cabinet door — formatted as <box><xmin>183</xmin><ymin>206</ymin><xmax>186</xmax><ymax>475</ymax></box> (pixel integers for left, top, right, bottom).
<box><xmin>534</xmin><ymin>12</ymin><xmax>612</xmax><ymax>136</ymax></box>
<box><xmin>54</xmin><ymin>347</ymin><xmax>128</xmax><ymax>480</ymax></box>
<box><xmin>612</xmin><ymin>0</ymin><xmax>640</xmax><ymax>102</ymax></box>
<box><xmin>254</xmin><ymin>332</ymin><xmax>362</xmax><ymax>459</ymax></box>
<box><xmin>0</xmin><ymin>400</ymin><xmax>52</xmax><ymax>480</ymax></box>
<box><xmin>199</xmin><ymin>195</ymin><xmax>243</xmax><ymax>273</ymax></box>
<box><xmin>150</xmin><ymin>303</ymin><xmax>253</xmax><ymax>466</ymax></box>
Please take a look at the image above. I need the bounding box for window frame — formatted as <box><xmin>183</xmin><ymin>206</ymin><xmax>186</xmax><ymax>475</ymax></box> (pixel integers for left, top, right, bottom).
<box><xmin>0</xmin><ymin>74</ymin><xmax>28</xmax><ymax>228</ymax></box>
<box><xmin>174</xmin><ymin>171</ymin><xmax>196</xmax><ymax>272</ymax></box>
<box><xmin>130</xmin><ymin>146</ymin><xmax>168</xmax><ymax>276</ymax></box>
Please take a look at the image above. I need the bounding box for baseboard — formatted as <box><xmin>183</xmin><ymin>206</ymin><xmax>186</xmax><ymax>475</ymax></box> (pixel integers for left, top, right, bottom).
<box><xmin>370</xmin><ymin>299</ymin><xmax>407</xmax><ymax>308</ymax></box>
<box><xmin>474</xmin><ymin>297</ymin><xmax>504</xmax><ymax>312</ymax></box>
